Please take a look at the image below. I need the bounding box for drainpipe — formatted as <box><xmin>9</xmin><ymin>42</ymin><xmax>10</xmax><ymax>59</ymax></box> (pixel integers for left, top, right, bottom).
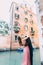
<box><xmin>9</xmin><ymin>2</ymin><xmax>14</xmax><ymax>51</ymax></box>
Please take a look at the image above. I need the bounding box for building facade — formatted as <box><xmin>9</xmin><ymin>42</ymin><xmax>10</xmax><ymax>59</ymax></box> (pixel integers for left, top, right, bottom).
<box><xmin>10</xmin><ymin>2</ymin><xmax>39</xmax><ymax>49</ymax></box>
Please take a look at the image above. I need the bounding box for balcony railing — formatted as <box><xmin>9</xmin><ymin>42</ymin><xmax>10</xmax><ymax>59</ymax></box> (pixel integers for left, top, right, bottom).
<box><xmin>14</xmin><ymin>26</ymin><xmax>20</xmax><ymax>33</ymax></box>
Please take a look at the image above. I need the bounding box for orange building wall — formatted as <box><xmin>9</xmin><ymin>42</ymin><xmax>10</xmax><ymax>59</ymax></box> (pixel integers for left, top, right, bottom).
<box><xmin>11</xmin><ymin>2</ymin><xmax>39</xmax><ymax>49</ymax></box>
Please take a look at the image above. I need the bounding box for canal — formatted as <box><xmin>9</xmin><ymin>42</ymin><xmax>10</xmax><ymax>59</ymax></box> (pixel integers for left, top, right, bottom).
<box><xmin>0</xmin><ymin>49</ymin><xmax>41</xmax><ymax>65</ymax></box>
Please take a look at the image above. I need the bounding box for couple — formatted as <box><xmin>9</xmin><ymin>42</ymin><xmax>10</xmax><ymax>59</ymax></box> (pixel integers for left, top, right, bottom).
<box><xmin>18</xmin><ymin>36</ymin><xmax>33</xmax><ymax>65</ymax></box>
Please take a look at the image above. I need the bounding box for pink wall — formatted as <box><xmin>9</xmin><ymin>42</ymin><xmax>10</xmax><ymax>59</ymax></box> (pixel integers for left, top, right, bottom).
<box><xmin>0</xmin><ymin>35</ymin><xmax>10</xmax><ymax>49</ymax></box>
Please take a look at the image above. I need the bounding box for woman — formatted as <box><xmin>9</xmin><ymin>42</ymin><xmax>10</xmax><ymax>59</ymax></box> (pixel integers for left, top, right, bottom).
<box><xmin>26</xmin><ymin>37</ymin><xmax>33</xmax><ymax>65</ymax></box>
<box><xmin>18</xmin><ymin>36</ymin><xmax>33</xmax><ymax>65</ymax></box>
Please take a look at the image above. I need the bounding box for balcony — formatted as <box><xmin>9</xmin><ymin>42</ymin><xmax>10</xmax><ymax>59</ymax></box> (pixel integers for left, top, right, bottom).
<box><xmin>14</xmin><ymin>26</ymin><xmax>20</xmax><ymax>33</ymax></box>
<box><xmin>30</xmin><ymin>31</ymin><xmax>35</xmax><ymax>36</ymax></box>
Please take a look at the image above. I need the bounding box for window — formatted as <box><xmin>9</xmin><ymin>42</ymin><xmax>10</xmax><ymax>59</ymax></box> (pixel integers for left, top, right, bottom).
<box><xmin>14</xmin><ymin>21</ymin><xmax>18</xmax><ymax>26</ymax></box>
<box><xmin>14</xmin><ymin>26</ymin><xmax>20</xmax><ymax>33</ymax></box>
<box><xmin>30</xmin><ymin>14</ymin><xmax>32</xmax><ymax>16</ymax></box>
<box><xmin>24</xmin><ymin>10</ymin><xmax>28</xmax><ymax>15</ymax></box>
<box><xmin>24</xmin><ymin>25</ymin><xmax>28</xmax><ymax>31</ymax></box>
<box><xmin>25</xmin><ymin>4</ymin><xmax>27</xmax><ymax>8</ymax></box>
<box><xmin>31</xmin><ymin>27</ymin><xmax>33</xmax><ymax>31</ymax></box>
<box><xmin>24</xmin><ymin>18</ymin><xmax>28</xmax><ymax>22</ymax></box>
<box><xmin>41</xmin><ymin>16</ymin><xmax>43</xmax><ymax>26</ymax></box>
<box><xmin>31</xmin><ymin>27</ymin><xmax>35</xmax><ymax>32</ymax></box>
<box><xmin>34</xmin><ymin>0</ymin><xmax>38</xmax><ymax>3</ymax></box>
<box><xmin>15</xmin><ymin>6</ymin><xmax>19</xmax><ymax>11</ymax></box>
<box><xmin>15</xmin><ymin>13</ymin><xmax>19</xmax><ymax>20</ymax></box>
<box><xmin>30</xmin><ymin>27</ymin><xmax>35</xmax><ymax>36</ymax></box>
<box><xmin>30</xmin><ymin>20</ymin><xmax>33</xmax><ymax>24</ymax></box>
<box><xmin>14</xmin><ymin>35</ymin><xmax>18</xmax><ymax>42</ymax></box>
<box><xmin>30</xmin><ymin>7</ymin><xmax>32</xmax><ymax>10</ymax></box>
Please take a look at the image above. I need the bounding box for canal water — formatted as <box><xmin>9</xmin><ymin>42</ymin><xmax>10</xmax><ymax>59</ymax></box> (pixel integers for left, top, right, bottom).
<box><xmin>0</xmin><ymin>49</ymin><xmax>41</xmax><ymax>65</ymax></box>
